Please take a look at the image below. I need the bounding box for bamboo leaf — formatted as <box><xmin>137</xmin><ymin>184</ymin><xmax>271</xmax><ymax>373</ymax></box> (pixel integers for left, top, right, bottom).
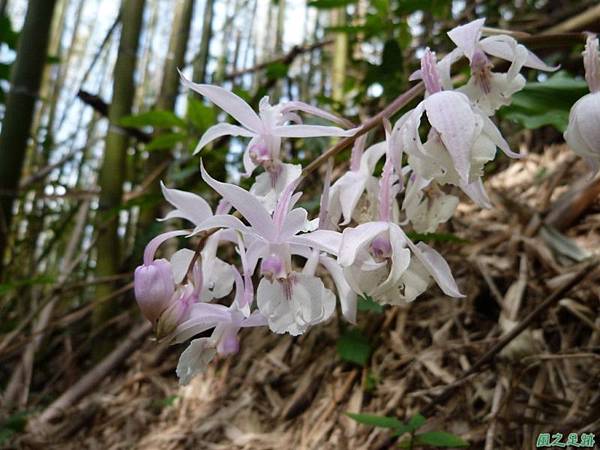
<box><xmin>345</xmin><ymin>413</ymin><xmax>404</xmax><ymax>429</ymax></box>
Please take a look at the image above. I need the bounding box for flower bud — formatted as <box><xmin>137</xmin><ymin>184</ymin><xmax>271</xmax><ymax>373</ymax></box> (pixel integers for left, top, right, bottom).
<box><xmin>134</xmin><ymin>259</ymin><xmax>175</xmax><ymax>323</ymax></box>
<box><xmin>155</xmin><ymin>286</ymin><xmax>194</xmax><ymax>340</ymax></box>
<box><xmin>564</xmin><ymin>92</ymin><xmax>600</xmax><ymax>173</ymax></box>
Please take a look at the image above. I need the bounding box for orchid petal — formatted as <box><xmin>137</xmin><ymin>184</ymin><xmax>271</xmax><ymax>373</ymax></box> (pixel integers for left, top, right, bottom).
<box><xmin>338</xmin><ymin>222</ymin><xmax>389</xmax><ymax>267</ymax></box>
<box><xmin>190</xmin><ymin>214</ymin><xmax>255</xmax><ymax>237</ymax></box>
<box><xmin>176</xmin><ymin>338</ymin><xmax>217</xmax><ymax>385</ymax></box>
<box><xmin>481</xmin><ymin>114</ymin><xmax>521</xmax><ymax>158</ymax></box>
<box><xmin>160</xmin><ymin>182</ymin><xmax>213</xmax><ymax>225</ymax></box>
<box><xmin>447</xmin><ymin>18</ymin><xmax>485</xmax><ymax>60</ymax></box>
<box><xmin>479</xmin><ymin>36</ymin><xmax>559</xmax><ymax>71</ymax></box>
<box><xmin>319</xmin><ymin>255</ymin><xmax>357</xmax><ymax>323</ymax></box>
<box><xmin>460</xmin><ymin>178</ymin><xmax>492</xmax><ymax>209</ymax></box>
<box><xmin>143</xmin><ymin>230</ymin><xmax>188</xmax><ymax>266</ymax></box>
<box><xmin>281</xmin><ymin>101</ymin><xmax>354</xmax><ymax>128</ymax></box>
<box><xmin>201</xmin><ymin>161</ymin><xmax>276</xmax><ymax>240</ymax></box>
<box><xmin>424</xmin><ymin>91</ymin><xmax>478</xmax><ymax>182</ymax></box>
<box><xmin>289</xmin><ymin>229</ymin><xmax>342</xmax><ymax>255</ymax></box>
<box><xmin>194</xmin><ymin>123</ymin><xmax>255</xmax><ymax>154</ymax></box>
<box><xmin>272</xmin><ymin>124</ymin><xmax>357</xmax><ymax>138</ymax></box>
<box><xmin>180</xmin><ymin>72</ymin><xmax>263</xmax><ymax>131</ymax></box>
<box><xmin>408</xmin><ymin>241</ymin><xmax>464</xmax><ymax>298</ymax></box>
<box><xmin>170</xmin><ymin>248</ymin><xmax>195</xmax><ymax>284</ymax></box>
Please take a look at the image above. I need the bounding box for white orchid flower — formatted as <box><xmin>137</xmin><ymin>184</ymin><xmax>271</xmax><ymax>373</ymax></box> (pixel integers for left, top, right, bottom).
<box><xmin>188</xmin><ymin>161</ymin><xmax>346</xmax><ymax>334</ymax></box>
<box><xmin>179</xmin><ymin>72</ymin><xmax>356</xmax><ymax>175</ymax></box>
<box><xmin>339</xmin><ymin>154</ymin><xmax>463</xmax><ymax>305</ymax></box>
<box><xmin>565</xmin><ymin>34</ymin><xmax>600</xmax><ymax>174</ymax></box>
<box><xmin>174</xmin><ymin>266</ymin><xmax>267</xmax><ymax>385</ymax></box>
<box><xmin>402</xmin><ymin>173</ymin><xmax>459</xmax><ymax>233</ymax></box>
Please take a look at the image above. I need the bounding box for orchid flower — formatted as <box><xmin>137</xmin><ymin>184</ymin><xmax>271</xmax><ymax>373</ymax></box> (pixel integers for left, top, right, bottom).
<box><xmin>180</xmin><ymin>73</ymin><xmax>356</xmax><ymax>175</ymax></box>
<box><xmin>339</xmin><ymin>150</ymin><xmax>463</xmax><ymax>305</ymax></box>
<box><xmin>327</xmin><ymin>135</ymin><xmax>384</xmax><ymax>227</ymax></box>
<box><xmin>189</xmin><ymin>162</ymin><xmax>347</xmax><ymax>334</ymax></box>
<box><xmin>402</xmin><ymin>173</ymin><xmax>459</xmax><ymax>233</ymax></box>
<box><xmin>174</xmin><ymin>266</ymin><xmax>267</xmax><ymax>385</ymax></box>
<box><xmin>445</xmin><ymin>19</ymin><xmax>558</xmax><ymax>114</ymax></box>
<box><xmin>399</xmin><ymin>49</ymin><xmax>520</xmax><ymax>208</ymax></box>
<box><xmin>160</xmin><ymin>182</ymin><xmax>235</xmax><ymax>300</ymax></box>
<box><xmin>564</xmin><ymin>34</ymin><xmax>600</xmax><ymax>174</ymax></box>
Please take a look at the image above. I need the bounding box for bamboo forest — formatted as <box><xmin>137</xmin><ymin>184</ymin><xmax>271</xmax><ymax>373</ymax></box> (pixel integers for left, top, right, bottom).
<box><xmin>1</xmin><ymin>0</ymin><xmax>600</xmax><ymax>448</ymax></box>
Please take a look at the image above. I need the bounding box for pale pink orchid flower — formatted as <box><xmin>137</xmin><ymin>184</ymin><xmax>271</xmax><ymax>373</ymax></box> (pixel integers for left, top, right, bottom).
<box><xmin>564</xmin><ymin>34</ymin><xmax>600</xmax><ymax>174</ymax></box>
<box><xmin>399</xmin><ymin>49</ymin><xmax>520</xmax><ymax>208</ymax></box>
<box><xmin>411</xmin><ymin>18</ymin><xmax>558</xmax><ymax>115</ymax></box>
<box><xmin>187</xmin><ymin>162</ymin><xmax>348</xmax><ymax>334</ymax></box>
<box><xmin>159</xmin><ymin>182</ymin><xmax>235</xmax><ymax>301</ymax></box>
<box><xmin>179</xmin><ymin>72</ymin><xmax>356</xmax><ymax>176</ymax></box>
<box><xmin>174</xmin><ymin>266</ymin><xmax>267</xmax><ymax>385</ymax></box>
<box><xmin>445</xmin><ymin>18</ymin><xmax>558</xmax><ymax>114</ymax></box>
<box><xmin>339</xmin><ymin>152</ymin><xmax>463</xmax><ymax>305</ymax></box>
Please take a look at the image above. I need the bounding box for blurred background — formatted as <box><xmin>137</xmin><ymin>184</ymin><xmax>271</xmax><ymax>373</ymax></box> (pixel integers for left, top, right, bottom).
<box><xmin>1</xmin><ymin>0</ymin><xmax>599</xmax><ymax>448</ymax></box>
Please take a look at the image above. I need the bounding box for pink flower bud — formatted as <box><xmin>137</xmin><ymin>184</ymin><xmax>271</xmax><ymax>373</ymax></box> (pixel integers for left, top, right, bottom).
<box><xmin>155</xmin><ymin>286</ymin><xmax>194</xmax><ymax>340</ymax></box>
<box><xmin>421</xmin><ymin>48</ymin><xmax>443</xmax><ymax>94</ymax></box>
<box><xmin>134</xmin><ymin>259</ymin><xmax>175</xmax><ymax>323</ymax></box>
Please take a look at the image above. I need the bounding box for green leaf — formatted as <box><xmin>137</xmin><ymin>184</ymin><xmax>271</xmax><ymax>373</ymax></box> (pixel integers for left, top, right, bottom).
<box><xmin>337</xmin><ymin>328</ymin><xmax>372</xmax><ymax>366</ymax></box>
<box><xmin>146</xmin><ymin>132</ymin><xmax>186</xmax><ymax>151</ymax></box>
<box><xmin>0</xmin><ymin>14</ymin><xmax>19</xmax><ymax>49</ymax></box>
<box><xmin>357</xmin><ymin>295</ymin><xmax>384</xmax><ymax>313</ymax></box>
<box><xmin>415</xmin><ymin>431</ymin><xmax>469</xmax><ymax>447</ymax></box>
<box><xmin>307</xmin><ymin>0</ymin><xmax>357</xmax><ymax>8</ymax></box>
<box><xmin>498</xmin><ymin>72</ymin><xmax>588</xmax><ymax>132</ymax></box>
<box><xmin>391</xmin><ymin>413</ymin><xmax>426</xmax><ymax>438</ymax></box>
<box><xmin>408</xmin><ymin>413</ymin><xmax>426</xmax><ymax>429</ymax></box>
<box><xmin>186</xmin><ymin>98</ymin><xmax>216</xmax><ymax>131</ymax></box>
<box><xmin>266</xmin><ymin>62</ymin><xmax>289</xmax><ymax>80</ymax></box>
<box><xmin>119</xmin><ymin>110</ymin><xmax>186</xmax><ymax>129</ymax></box>
<box><xmin>345</xmin><ymin>413</ymin><xmax>403</xmax><ymax>429</ymax></box>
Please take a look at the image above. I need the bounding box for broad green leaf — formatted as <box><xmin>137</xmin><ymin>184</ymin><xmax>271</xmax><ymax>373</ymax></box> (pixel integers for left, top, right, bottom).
<box><xmin>146</xmin><ymin>132</ymin><xmax>186</xmax><ymax>151</ymax></box>
<box><xmin>119</xmin><ymin>110</ymin><xmax>186</xmax><ymax>129</ymax></box>
<box><xmin>357</xmin><ymin>295</ymin><xmax>384</xmax><ymax>313</ymax></box>
<box><xmin>415</xmin><ymin>431</ymin><xmax>469</xmax><ymax>447</ymax></box>
<box><xmin>408</xmin><ymin>413</ymin><xmax>426</xmax><ymax>429</ymax></box>
<box><xmin>392</xmin><ymin>413</ymin><xmax>426</xmax><ymax>438</ymax></box>
<box><xmin>266</xmin><ymin>62</ymin><xmax>289</xmax><ymax>80</ymax></box>
<box><xmin>337</xmin><ymin>328</ymin><xmax>372</xmax><ymax>366</ymax></box>
<box><xmin>498</xmin><ymin>72</ymin><xmax>588</xmax><ymax>132</ymax></box>
<box><xmin>308</xmin><ymin>0</ymin><xmax>357</xmax><ymax>8</ymax></box>
<box><xmin>186</xmin><ymin>98</ymin><xmax>216</xmax><ymax>131</ymax></box>
<box><xmin>345</xmin><ymin>413</ymin><xmax>403</xmax><ymax>429</ymax></box>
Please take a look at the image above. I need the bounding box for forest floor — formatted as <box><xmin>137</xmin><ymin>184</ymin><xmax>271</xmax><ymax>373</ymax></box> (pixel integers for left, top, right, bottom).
<box><xmin>14</xmin><ymin>144</ymin><xmax>600</xmax><ymax>449</ymax></box>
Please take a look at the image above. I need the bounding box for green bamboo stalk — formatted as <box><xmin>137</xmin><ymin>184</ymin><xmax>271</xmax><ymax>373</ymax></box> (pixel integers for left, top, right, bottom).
<box><xmin>135</xmin><ymin>0</ymin><xmax>195</xmax><ymax>246</ymax></box>
<box><xmin>94</xmin><ymin>0</ymin><xmax>146</xmax><ymax>326</ymax></box>
<box><xmin>192</xmin><ymin>0</ymin><xmax>215</xmax><ymax>84</ymax></box>
<box><xmin>0</xmin><ymin>0</ymin><xmax>58</xmax><ymax>281</ymax></box>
